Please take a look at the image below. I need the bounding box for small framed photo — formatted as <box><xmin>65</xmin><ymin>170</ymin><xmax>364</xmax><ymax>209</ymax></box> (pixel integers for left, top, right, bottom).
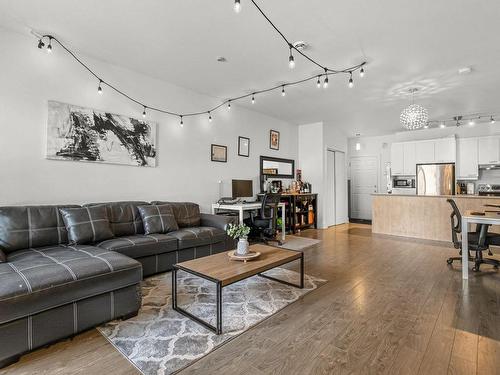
<box><xmin>211</xmin><ymin>144</ymin><xmax>227</xmax><ymax>162</ymax></box>
<box><xmin>270</xmin><ymin>130</ymin><xmax>280</xmax><ymax>150</ymax></box>
<box><xmin>238</xmin><ymin>136</ymin><xmax>250</xmax><ymax>157</ymax></box>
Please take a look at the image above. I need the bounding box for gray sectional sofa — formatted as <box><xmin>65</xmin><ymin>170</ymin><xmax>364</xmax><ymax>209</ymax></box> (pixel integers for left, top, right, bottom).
<box><xmin>0</xmin><ymin>200</ymin><xmax>236</xmax><ymax>368</ymax></box>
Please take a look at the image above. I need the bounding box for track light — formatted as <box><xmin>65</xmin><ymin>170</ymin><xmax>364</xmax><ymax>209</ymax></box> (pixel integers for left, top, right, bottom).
<box><xmin>316</xmin><ymin>76</ymin><xmax>321</xmax><ymax>88</ymax></box>
<box><xmin>288</xmin><ymin>48</ymin><xmax>295</xmax><ymax>69</ymax></box>
<box><xmin>468</xmin><ymin>119</ymin><xmax>475</xmax><ymax>126</ymax></box>
<box><xmin>97</xmin><ymin>80</ymin><xmax>103</xmax><ymax>95</ymax></box>
<box><xmin>424</xmin><ymin>123</ymin><xmax>429</xmax><ymax>129</ymax></box>
<box><xmin>180</xmin><ymin>116</ymin><xmax>183</xmax><ymax>127</ymax></box>
<box><xmin>47</xmin><ymin>38</ymin><xmax>52</xmax><ymax>53</ymax></box>
<box><xmin>208</xmin><ymin>112</ymin><xmax>212</xmax><ymax>122</ymax></box>
<box><xmin>142</xmin><ymin>107</ymin><xmax>146</xmax><ymax>118</ymax></box>
<box><xmin>491</xmin><ymin>116</ymin><xmax>495</xmax><ymax>124</ymax></box>
<box><xmin>360</xmin><ymin>67</ymin><xmax>365</xmax><ymax>78</ymax></box>
<box><xmin>251</xmin><ymin>94</ymin><xmax>255</xmax><ymax>104</ymax></box>
<box><xmin>281</xmin><ymin>86</ymin><xmax>286</xmax><ymax>96</ymax></box>
<box><xmin>37</xmin><ymin>39</ymin><xmax>45</xmax><ymax>49</ymax></box>
<box><xmin>348</xmin><ymin>73</ymin><xmax>354</xmax><ymax>88</ymax></box>
<box><xmin>234</xmin><ymin>0</ymin><xmax>241</xmax><ymax>13</ymax></box>
<box><xmin>440</xmin><ymin>122</ymin><xmax>446</xmax><ymax>128</ymax></box>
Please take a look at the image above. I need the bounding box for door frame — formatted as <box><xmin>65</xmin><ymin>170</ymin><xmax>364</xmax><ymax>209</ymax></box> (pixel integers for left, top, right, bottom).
<box><xmin>325</xmin><ymin>148</ymin><xmax>348</xmax><ymax>227</ymax></box>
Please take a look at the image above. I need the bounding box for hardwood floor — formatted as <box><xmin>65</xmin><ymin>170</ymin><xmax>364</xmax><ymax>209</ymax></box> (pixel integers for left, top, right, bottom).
<box><xmin>2</xmin><ymin>223</ymin><xmax>500</xmax><ymax>375</ymax></box>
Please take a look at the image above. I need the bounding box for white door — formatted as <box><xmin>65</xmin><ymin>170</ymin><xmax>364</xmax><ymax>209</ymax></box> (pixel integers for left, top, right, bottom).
<box><xmin>334</xmin><ymin>151</ymin><xmax>348</xmax><ymax>224</ymax></box>
<box><xmin>350</xmin><ymin>156</ymin><xmax>378</xmax><ymax>220</ymax></box>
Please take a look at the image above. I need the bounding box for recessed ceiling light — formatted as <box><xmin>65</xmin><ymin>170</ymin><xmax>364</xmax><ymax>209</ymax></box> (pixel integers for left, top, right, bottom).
<box><xmin>217</xmin><ymin>56</ymin><xmax>227</xmax><ymax>62</ymax></box>
<box><xmin>292</xmin><ymin>41</ymin><xmax>309</xmax><ymax>51</ymax></box>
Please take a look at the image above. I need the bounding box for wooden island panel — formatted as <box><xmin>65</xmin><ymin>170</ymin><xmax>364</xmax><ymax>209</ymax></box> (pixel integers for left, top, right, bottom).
<box><xmin>372</xmin><ymin>194</ymin><xmax>500</xmax><ymax>242</ymax></box>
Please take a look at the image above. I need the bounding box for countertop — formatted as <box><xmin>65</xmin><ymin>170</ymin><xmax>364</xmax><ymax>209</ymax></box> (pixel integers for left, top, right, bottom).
<box><xmin>372</xmin><ymin>193</ymin><xmax>500</xmax><ymax>199</ymax></box>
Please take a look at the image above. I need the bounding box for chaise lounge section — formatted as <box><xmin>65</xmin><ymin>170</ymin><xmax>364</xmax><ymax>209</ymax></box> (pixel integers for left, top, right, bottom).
<box><xmin>0</xmin><ymin>201</ymin><xmax>236</xmax><ymax>368</ymax></box>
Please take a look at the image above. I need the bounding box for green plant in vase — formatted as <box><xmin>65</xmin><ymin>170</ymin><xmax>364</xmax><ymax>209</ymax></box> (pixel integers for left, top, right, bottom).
<box><xmin>226</xmin><ymin>223</ymin><xmax>251</xmax><ymax>255</ymax></box>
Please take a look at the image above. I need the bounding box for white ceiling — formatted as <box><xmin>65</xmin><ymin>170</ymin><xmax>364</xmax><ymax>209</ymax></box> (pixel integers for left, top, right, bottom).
<box><xmin>1</xmin><ymin>0</ymin><xmax>500</xmax><ymax>136</ymax></box>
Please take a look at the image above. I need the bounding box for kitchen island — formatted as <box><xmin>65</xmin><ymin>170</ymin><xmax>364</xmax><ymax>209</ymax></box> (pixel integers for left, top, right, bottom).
<box><xmin>372</xmin><ymin>193</ymin><xmax>500</xmax><ymax>242</ymax></box>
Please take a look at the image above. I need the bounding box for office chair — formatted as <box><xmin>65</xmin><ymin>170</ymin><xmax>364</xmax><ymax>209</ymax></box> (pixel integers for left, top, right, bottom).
<box><xmin>446</xmin><ymin>199</ymin><xmax>500</xmax><ymax>272</ymax></box>
<box><xmin>246</xmin><ymin>193</ymin><xmax>282</xmax><ymax>245</ymax></box>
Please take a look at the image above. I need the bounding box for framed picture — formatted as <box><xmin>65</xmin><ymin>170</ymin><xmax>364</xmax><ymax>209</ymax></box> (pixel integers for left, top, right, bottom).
<box><xmin>211</xmin><ymin>144</ymin><xmax>227</xmax><ymax>162</ymax></box>
<box><xmin>238</xmin><ymin>136</ymin><xmax>250</xmax><ymax>157</ymax></box>
<box><xmin>270</xmin><ymin>129</ymin><xmax>280</xmax><ymax>150</ymax></box>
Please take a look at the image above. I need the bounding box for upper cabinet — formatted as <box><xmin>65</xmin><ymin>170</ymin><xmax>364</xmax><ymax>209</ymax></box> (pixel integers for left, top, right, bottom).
<box><xmin>415</xmin><ymin>141</ymin><xmax>435</xmax><ymax>164</ymax></box>
<box><xmin>457</xmin><ymin>138</ymin><xmax>478</xmax><ymax>180</ymax></box>
<box><xmin>403</xmin><ymin>142</ymin><xmax>416</xmax><ymax>175</ymax></box>
<box><xmin>391</xmin><ymin>143</ymin><xmax>405</xmax><ymax>175</ymax></box>
<box><xmin>478</xmin><ymin>137</ymin><xmax>500</xmax><ymax>165</ymax></box>
<box><xmin>435</xmin><ymin>138</ymin><xmax>456</xmax><ymax>163</ymax></box>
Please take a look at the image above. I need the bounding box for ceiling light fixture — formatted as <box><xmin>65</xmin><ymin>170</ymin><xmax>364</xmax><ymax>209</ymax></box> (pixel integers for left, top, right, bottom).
<box><xmin>142</xmin><ymin>107</ymin><xmax>147</xmax><ymax>118</ymax></box>
<box><xmin>281</xmin><ymin>85</ymin><xmax>286</xmax><ymax>96</ymax></box>
<box><xmin>228</xmin><ymin>100</ymin><xmax>231</xmax><ymax>109</ymax></box>
<box><xmin>316</xmin><ymin>76</ymin><xmax>321</xmax><ymax>88</ymax></box>
<box><xmin>468</xmin><ymin>119</ymin><xmax>475</xmax><ymax>126</ymax></box>
<box><xmin>348</xmin><ymin>72</ymin><xmax>354</xmax><ymax>88</ymax></box>
<box><xmin>251</xmin><ymin>94</ymin><xmax>255</xmax><ymax>104</ymax></box>
<box><xmin>360</xmin><ymin>67</ymin><xmax>365</xmax><ymax>78</ymax></box>
<box><xmin>400</xmin><ymin>88</ymin><xmax>428</xmax><ymax>130</ymax></box>
<box><xmin>234</xmin><ymin>0</ymin><xmax>241</xmax><ymax>13</ymax></box>
<box><xmin>440</xmin><ymin>122</ymin><xmax>446</xmax><ymax>128</ymax></box>
<box><xmin>180</xmin><ymin>116</ymin><xmax>183</xmax><ymax>127</ymax></box>
<box><xmin>97</xmin><ymin>80</ymin><xmax>103</xmax><ymax>95</ymax></box>
<box><xmin>288</xmin><ymin>47</ymin><xmax>295</xmax><ymax>69</ymax></box>
<box><xmin>491</xmin><ymin>116</ymin><xmax>495</xmax><ymax>124</ymax></box>
<box><xmin>208</xmin><ymin>112</ymin><xmax>212</xmax><ymax>122</ymax></box>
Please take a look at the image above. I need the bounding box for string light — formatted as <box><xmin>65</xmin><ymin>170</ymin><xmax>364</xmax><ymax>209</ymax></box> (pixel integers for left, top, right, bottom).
<box><xmin>323</xmin><ymin>75</ymin><xmax>329</xmax><ymax>89</ymax></box>
<box><xmin>208</xmin><ymin>112</ymin><xmax>213</xmax><ymax>122</ymax></box>
<box><xmin>97</xmin><ymin>80</ymin><xmax>103</xmax><ymax>95</ymax></box>
<box><xmin>316</xmin><ymin>76</ymin><xmax>321</xmax><ymax>88</ymax></box>
<box><xmin>47</xmin><ymin>37</ymin><xmax>52</xmax><ymax>53</ymax></box>
<box><xmin>234</xmin><ymin>0</ymin><xmax>241</xmax><ymax>13</ymax></box>
<box><xmin>228</xmin><ymin>101</ymin><xmax>231</xmax><ymax>109</ymax></box>
<box><xmin>251</xmin><ymin>94</ymin><xmax>255</xmax><ymax>104</ymax></box>
<box><xmin>180</xmin><ymin>115</ymin><xmax>183</xmax><ymax>127</ymax></box>
<box><xmin>142</xmin><ymin>106</ymin><xmax>146</xmax><ymax>118</ymax></box>
<box><xmin>360</xmin><ymin>67</ymin><xmax>365</xmax><ymax>78</ymax></box>
<box><xmin>348</xmin><ymin>72</ymin><xmax>354</xmax><ymax>88</ymax></box>
<box><xmin>37</xmin><ymin>39</ymin><xmax>45</xmax><ymax>49</ymax></box>
<box><xmin>288</xmin><ymin>47</ymin><xmax>295</xmax><ymax>69</ymax></box>
<box><xmin>281</xmin><ymin>85</ymin><xmax>286</xmax><ymax>96</ymax></box>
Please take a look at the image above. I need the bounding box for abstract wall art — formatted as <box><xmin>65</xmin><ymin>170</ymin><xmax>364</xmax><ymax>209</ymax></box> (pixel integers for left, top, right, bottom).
<box><xmin>46</xmin><ymin>101</ymin><xmax>157</xmax><ymax>167</ymax></box>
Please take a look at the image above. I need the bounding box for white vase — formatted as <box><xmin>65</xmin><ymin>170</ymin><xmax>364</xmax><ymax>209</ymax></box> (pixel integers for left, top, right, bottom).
<box><xmin>236</xmin><ymin>237</ymin><xmax>249</xmax><ymax>255</ymax></box>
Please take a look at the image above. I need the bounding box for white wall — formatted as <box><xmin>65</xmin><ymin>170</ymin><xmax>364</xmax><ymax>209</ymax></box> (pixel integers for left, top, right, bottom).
<box><xmin>347</xmin><ymin>124</ymin><xmax>500</xmax><ymax>193</ymax></box>
<box><xmin>298</xmin><ymin>122</ymin><xmax>348</xmax><ymax>228</ymax></box>
<box><xmin>0</xmin><ymin>29</ymin><xmax>298</xmax><ymax>212</ymax></box>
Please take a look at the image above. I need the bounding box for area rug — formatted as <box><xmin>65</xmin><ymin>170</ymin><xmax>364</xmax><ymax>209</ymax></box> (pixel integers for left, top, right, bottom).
<box><xmin>98</xmin><ymin>268</ymin><xmax>325</xmax><ymax>375</ymax></box>
<box><xmin>277</xmin><ymin>235</ymin><xmax>321</xmax><ymax>251</ymax></box>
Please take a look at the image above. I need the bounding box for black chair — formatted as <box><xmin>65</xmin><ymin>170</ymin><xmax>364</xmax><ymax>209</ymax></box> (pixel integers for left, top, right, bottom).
<box><xmin>246</xmin><ymin>193</ymin><xmax>282</xmax><ymax>245</ymax></box>
<box><xmin>447</xmin><ymin>199</ymin><xmax>500</xmax><ymax>272</ymax></box>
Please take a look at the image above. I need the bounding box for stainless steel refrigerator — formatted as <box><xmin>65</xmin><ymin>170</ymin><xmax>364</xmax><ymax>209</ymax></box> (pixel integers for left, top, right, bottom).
<box><xmin>416</xmin><ymin>163</ymin><xmax>455</xmax><ymax>196</ymax></box>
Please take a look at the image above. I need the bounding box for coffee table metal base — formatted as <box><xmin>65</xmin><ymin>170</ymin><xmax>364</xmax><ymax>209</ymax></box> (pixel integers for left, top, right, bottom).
<box><xmin>172</xmin><ymin>253</ymin><xmax>304</xmax><ymax>335</ymax></box>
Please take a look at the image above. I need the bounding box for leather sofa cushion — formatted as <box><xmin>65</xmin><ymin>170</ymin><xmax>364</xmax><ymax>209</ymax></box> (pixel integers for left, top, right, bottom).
<box><xmin>0</xmin><ymin>245</ymin><xmax>142</xmax><ymax>324</ymax></box>
<box><xmin>168</xmin><ymin>227</ymin><xmax>226</xmax><ymax>249</ymax></box>
<box><xmin>0</xmin><ymin>205</ymin><xmax>80</xmax><ymax>253</ymax></box>
<box><xmin>85</xmin><ymin>201</ymin><xmax>148</xmax><ymax>237</ymax></box>
<box><xmin>151</xmin><ymin>202</ymin><xmax>200</xmax><ymax>227</ymax></box>
<box><xmin>138</xmin><ymin>205</ymin><xmax>178</xmax><ymax>234</ymax></box>
<box><xmin>59</xmin><ymin>206</ymin><xmax>114</xmax><ymax>245</ymax></box>
<box><xmin>96</xmin><ymin>234</ymin><xmax>178</xmax><ymax>258</ymax></box>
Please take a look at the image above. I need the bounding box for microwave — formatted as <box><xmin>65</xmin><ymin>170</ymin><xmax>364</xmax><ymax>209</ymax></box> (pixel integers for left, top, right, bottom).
<box><xmin>393</xmin><ymin>178</ymin><xmax>415</xmax><ymax>188</ymax></box>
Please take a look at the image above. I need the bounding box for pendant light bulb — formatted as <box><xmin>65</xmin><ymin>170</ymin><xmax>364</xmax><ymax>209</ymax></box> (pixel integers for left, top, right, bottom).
<box><xmin>180</xmin><ymin>116</ymin><xmax>183</xmax><ymax>127</ymax></box>
<box><xmin>281</xmin><ymin>86</ymin><xmax>286</xmax><ymax>96</ymax></box>
<box><xmin>251</xmin><ymin>94</ymin><xmax>255</xmax><ymax>104</ymax></box>
<box><xmin>47</xmin><ymin>38</ymin><xmax>53</xmax><ymax>53</ymax></box>
<box><xmin>37</xmin><ymin>39</ymin><xmax>45</xmax><ymax>49</ymax></box>
<box><xmin>440</xmin><ymin>122</ymin><xmax>446</xmax><ymax>128</ymax></box>
<box><xmin>491</xmin><ymin>116</ymin><xmax>496</xmax><ymax>124</ymax></box>
<box><xmin>360</xmin><ymin>67</ymin><xmax>365</xmax><ymax>78</ymax></box>
<box><xmin>323</xmin><ymin>76</ymin><xmax>329</xmax><ymax>89</ymax></box>
<box><xmin>142</xmin><ymin>107</ymin><xmax>146</xmax><ymax>118</ymax></box>
<box><xmin>288</xmin><ymin>50</ymin><xmax>295</xmax><ymax>69</ymax></box>
<box><xmin>228</xmin><ymin>101</ymin><xmax>231</xmax><ymax>110</ymax></box>
<box><xmin>208</xmin><ymin>112</ymin><xmax>212</xmax><ymax>122</ymax></box>
<box><xmin>348</xmin><ymin>73</ymin><xmax>354</xmax><ymax>88</ymax></box>
<box><xmin>316</xmin><ymin>76</ymin><xmax>321</xmax><ymax>88</ymax></box>
<box><xmin>234</xmin><ymin>0</ymin><xmax>241</xmax><ymax>13</ymax></box>
<box><xmin>97</xmin><ymin>80</ymin><xmax>103</xmax><ymax>95</ymax></box>
<box><xmin>468</xmin><ymin>119</ymin><xmax>475</xmax><ymax>126</ymax></box>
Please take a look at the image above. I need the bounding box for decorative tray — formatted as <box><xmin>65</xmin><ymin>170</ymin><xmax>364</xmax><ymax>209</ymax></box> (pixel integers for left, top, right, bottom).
<box><xmin>227</xmin><ymin>250</ymin><xmax>261</xmax><ymax>262</ymax></box>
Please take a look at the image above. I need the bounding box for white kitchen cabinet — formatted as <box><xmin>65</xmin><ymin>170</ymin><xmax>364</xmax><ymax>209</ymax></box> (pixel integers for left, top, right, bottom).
<box><xmin>457</xmin><ymin>138</ymin><xmax>478</xmax><ymax>179</ymax></box>
<box><xmin>391</xmin><ymin>143</ymin><xmax>404</xmax><ymax>175</ymax></box>
<box><xmin>435</xmin><ymin>137</ymin><xmax>456</xmax><ymax>162</ymax></box>
<box><xmin>415</xmin><ymin>141</ymin><xmax>435</xmax><ymax>164</ymax></box>
<box><xmin>403</xmin><ymin>142</ymin><xmax>416</xmax><ymax>175</ymax></box>
<box><xmin>478</xmin><ymin>137</ymin><xmax>500</xmax><ymax>165</ymax></box>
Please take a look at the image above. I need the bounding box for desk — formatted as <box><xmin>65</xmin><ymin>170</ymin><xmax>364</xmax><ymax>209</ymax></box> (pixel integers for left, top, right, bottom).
<box><xmin>211</xmin><ymin>202</ymin><xmax>286</xmax><ymax>241</ymax></box>
<box><xmin>461</xmin><ymin>210</ymin><xmax>500</xmax><ymax>279</ymax></box>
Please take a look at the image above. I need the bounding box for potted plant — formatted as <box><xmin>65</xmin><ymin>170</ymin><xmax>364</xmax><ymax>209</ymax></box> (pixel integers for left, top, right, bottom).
<box><xmin>226</xmin><ymin>223</ymin><xmax>251</xmax><ymax>255</ymax></box>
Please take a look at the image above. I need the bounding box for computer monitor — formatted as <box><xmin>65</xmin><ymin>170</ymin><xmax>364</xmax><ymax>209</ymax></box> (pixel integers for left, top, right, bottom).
<box><xmin>232</xmin><ymin>179</ymin><xmax>253</xmax><ymax>199</ymax></box>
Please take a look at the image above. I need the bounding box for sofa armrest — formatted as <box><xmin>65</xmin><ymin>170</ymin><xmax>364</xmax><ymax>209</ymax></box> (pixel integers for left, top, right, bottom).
<box><xmin>200</xmin><ymin>213</ymin><xmax>238</xmax><ymax>231</ymax></box>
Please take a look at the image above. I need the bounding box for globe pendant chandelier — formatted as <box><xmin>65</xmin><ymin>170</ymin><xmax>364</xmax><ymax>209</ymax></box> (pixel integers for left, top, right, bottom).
<box><xmin>400</xmin><ymin>88</ymin><xmax>428</xmax><ymax>130</ymax></box>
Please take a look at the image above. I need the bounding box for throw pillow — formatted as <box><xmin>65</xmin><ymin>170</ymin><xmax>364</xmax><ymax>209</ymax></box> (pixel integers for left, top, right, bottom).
<box><xmin>0</xmin><ymin>249</ymin><xmax>6</xmax><ymax>263</ymax></box>
<box><xmin>138</xmin><ymin>204</ymin><xmax>179</xmax><ymax>234</ymax></box>
<box><xmin>59</xmin><ymin>206</ymin><xmax>114</xmax><ymax>245</ymax></box>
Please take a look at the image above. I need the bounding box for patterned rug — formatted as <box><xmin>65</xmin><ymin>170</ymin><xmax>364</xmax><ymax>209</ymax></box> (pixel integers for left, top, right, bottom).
<box><xmin>98</xmin><ymin>268</ymin><xmax>325</xmax><ymax>375</ymax></box>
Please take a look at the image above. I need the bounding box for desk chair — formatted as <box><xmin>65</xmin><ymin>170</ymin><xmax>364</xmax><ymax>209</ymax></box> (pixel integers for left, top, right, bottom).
<box><xmin>246</xmin><ymin>193</ymin><xmax>282</xmax><ymax>245</ymax></box>
<box><xmin>446</xmin><ymin>199</ymin><xmax>500</xmax><ymax>272</ymax></box>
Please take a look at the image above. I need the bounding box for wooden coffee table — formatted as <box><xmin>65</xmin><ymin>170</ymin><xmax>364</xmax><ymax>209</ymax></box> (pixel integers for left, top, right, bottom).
<box><xmin>172</xmin><ymin>243</ymin><xmax>304</xmax><ymax>334</ymax></box>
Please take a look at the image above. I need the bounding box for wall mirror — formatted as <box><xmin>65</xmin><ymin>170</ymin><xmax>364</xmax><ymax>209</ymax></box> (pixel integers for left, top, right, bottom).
<box><xmin>260</xmin><ymin>156</ymin><xmax>295</xmax><ymax>179</ymax></box>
